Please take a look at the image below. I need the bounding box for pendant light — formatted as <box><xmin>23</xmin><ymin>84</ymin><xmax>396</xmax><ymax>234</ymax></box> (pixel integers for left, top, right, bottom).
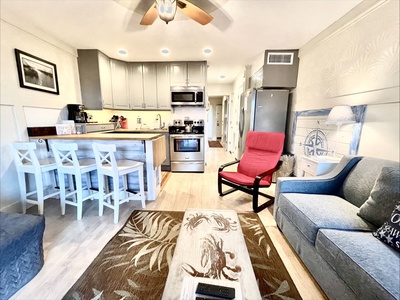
<box><xmin>156</xmin><ymin>0</ymin><xmax>177</xmax><ymax>24</ymax></box>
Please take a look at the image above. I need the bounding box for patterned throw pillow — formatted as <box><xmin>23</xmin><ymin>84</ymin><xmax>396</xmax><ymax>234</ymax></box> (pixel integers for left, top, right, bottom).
<box><xmin>358</xmin><ymin>167</ymin><xmax>400</xmax><ymax>227</ymax></box>
<box><xmin>373</xmin><ymin>204</ymin><xmax>400</xmax><ymax>252</ymax></box>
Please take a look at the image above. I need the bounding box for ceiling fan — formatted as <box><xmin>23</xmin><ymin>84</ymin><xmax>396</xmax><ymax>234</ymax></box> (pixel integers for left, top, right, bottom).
<box><xmin>116</xmin><ymin>0</ymin><xmax>213</xmax><ymax>26</ymax></box>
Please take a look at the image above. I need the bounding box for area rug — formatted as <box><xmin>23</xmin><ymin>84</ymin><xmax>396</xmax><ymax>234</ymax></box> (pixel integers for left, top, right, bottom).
<box><xmin>63</xmin><ymin>210</ymin><xmax>301</xmax><ymax>300</ymax></box>
<box><xmin>208</xmin><ymin>140</ymin><xmax>223</xmax><ymax>148</ymax></box>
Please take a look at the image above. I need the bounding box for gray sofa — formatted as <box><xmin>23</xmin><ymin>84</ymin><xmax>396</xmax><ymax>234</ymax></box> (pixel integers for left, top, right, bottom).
<box><xmin>274</xmin><ymin>156</ymin><xmax>400</xmax><ymax>300</ymax></box>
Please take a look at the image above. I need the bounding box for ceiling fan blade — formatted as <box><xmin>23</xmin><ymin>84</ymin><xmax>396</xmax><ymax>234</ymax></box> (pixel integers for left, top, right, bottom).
<box><xmin>140</xmin><ymin>3</ymin><xmax>158</xmax><ymax>25</ymax></box>
<box><xmin>177</xmin><ymin>0</ymin><xmax>213</xmax><ymax>25</ymax></box>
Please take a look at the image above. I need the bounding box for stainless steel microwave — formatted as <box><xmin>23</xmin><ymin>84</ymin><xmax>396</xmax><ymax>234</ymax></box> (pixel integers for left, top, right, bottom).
<box><xmin>171</xmin><ymin>86</ymin><xmax>204</xmax><ymax>106</ymax></box>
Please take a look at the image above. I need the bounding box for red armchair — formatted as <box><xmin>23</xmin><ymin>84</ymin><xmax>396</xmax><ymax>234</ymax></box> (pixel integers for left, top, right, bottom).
<box><xmin>218</xmin><ymin>131</ymin><xmax>285</xmax><ymax>212</ymax></box>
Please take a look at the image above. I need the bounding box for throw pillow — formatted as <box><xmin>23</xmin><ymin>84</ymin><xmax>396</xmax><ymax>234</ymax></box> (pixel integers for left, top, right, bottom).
<box><xmin>357</xmin><ymin>167</ymin><xmax>400</xmax><ymax>227</ymax></box>
<box><xmin>373</xmin><ymin>204</ymin><xmax>400</xmax><ymax>252</ymax></box>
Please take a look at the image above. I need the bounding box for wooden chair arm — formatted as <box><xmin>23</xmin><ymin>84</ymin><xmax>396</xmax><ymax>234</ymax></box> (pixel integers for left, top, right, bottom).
<box><xmin>218</xmin><ymin>160</ymin><xmax>240</xmax><ymax>172</ymax></box>
<box><xmin>255</xmin><ymin>160</ymin><xmax>283</xmax><ymax>183</ymax></box>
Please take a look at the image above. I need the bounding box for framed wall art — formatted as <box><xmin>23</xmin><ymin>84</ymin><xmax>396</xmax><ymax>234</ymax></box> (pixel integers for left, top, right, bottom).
<box><xmin>14</xmin><ymin>49</ymin><xmax>59</xmax><ymax>95</ymax></box>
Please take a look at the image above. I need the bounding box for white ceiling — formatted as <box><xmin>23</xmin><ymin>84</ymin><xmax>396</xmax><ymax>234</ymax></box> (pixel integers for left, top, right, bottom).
<box><xmin>1</xmin><ymin>0</ymin><xmax>363</xmax><ymax>84</ymax></box>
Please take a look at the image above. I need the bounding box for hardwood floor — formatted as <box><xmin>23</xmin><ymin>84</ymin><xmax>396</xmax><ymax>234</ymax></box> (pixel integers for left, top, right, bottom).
<box><xmin>11</xmin><ymin>146</ymin><xmax>326</xmax><ymax>300</ymax></box>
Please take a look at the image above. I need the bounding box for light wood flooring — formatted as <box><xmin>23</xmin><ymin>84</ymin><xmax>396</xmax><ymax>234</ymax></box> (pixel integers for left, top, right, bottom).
<box><xmin>11</xmin><ymin>146</ymin><xmax>326</xmax><ymax>300</ymax></box>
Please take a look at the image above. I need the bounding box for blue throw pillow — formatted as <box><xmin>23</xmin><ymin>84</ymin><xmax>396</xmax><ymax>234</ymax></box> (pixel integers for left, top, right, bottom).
<box><xmin>373</xmin><ymin>204</ymin><xmax>400</xmax><ymax>252</ymax></box>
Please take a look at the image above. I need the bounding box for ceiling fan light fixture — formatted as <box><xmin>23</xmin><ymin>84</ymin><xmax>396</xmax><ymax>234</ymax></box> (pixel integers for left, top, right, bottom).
<box><xmin>156</xmin><ymin>0</ymin><xmax>177</xmax><ymax>24</ymax></box>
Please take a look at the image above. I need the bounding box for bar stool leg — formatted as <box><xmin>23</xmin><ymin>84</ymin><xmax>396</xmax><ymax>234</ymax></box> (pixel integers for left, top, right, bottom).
<box><xmin>35</xmin><ymin>172</ymin><xmax>44</xmax><ymax>215</ymax></box>
<box><xmin>17</xmin><ymin>172</ymin><xmax>27</xmax><ymax>213</ymax></box>
<box><xmin>59</xmin><ymin>171</ymin><xmax>66</xmax><ymax>215</ymax></box>
<box><xmin>112</xmin><ymin>175</ymin><xmax>120</xmax><ymax>224</ymax></box>
<box><xmin>138</xmin><ymin>166</ymin><xmax>145</xmax><ymax>208</ymax></box>
<box><xmin>85</xmin><ymin>172</ymin><xmax>94</xmax><ymax>199</ymax></box>
<box><xmin>98</xmin><ymin>174</ymin><xmax>105</xmax><ymax>217</ymax></box>
<box><xmin>122</xmin><ymin>174</ymin><xmax>129</xmax><ymax>199</ymax></box>
<box><xmin>65</xmin><ymin>174</ymin><xmax>73</xmax><ymax>202</ymax></box>
<box><xmin>76</xmin><ymin>173</ymin><xmax>83</xmax><ymax>220</ymax></box>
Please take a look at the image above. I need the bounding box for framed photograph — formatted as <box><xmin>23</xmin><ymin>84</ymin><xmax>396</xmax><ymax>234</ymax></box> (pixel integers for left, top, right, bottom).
<box><xmin>14</xmin><ymin>49</ymin><xmax>59</xmax><ymax>95</ymax></box>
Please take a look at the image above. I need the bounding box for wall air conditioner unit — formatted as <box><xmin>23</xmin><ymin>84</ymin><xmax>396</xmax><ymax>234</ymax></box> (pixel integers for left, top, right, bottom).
<box><xmin>262</xmin><ymin>50</ymin><xmax>299</xmax><ymax>89</ymax></box>
<box><xmin>267</xmin><ymin>52</ymin><xmax>294</xmax><ymax>65</ymax></box>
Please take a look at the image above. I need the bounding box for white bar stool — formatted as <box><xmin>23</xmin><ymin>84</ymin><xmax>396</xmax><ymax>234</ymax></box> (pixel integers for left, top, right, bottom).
<box><xmin>51</xmin><ymin>142</ymin><xmax>99</xmax><ymax>220</ymax></box>
<box><xmin>11</xmin><ymin>142</ymin><xmax>60</xmax><ymax>214</ymax></box>
<box><xmin>92</xmin><ymin>142</ymin><xmax>145</xmax><ymax>224</ymax></box>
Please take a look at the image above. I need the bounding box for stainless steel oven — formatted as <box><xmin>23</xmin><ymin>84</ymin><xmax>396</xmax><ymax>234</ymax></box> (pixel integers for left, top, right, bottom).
<box><xmin>169</xmin><ymin>120</ymin><xmax>205</xmax><ymax>172</ymax></box>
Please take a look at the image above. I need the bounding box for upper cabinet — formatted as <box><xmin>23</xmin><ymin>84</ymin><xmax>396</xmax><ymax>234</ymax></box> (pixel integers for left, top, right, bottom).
<box><xmin>78</xmin><ymin>49</ymin><xmax>205</xmax><ymax>110</ymax></box>
<box><xmin>170</xmin><ymin>62</ymin><xmax>206</xmax><ymax>86</ymax></box>
<box><xmin>156</xmin><ymin>63</ymin><xmax>171</xmax><ymax>110</ymax></box>
<box><xmin>77</xmin><ymin>50</ymin><xmax>113</xmax><ymax>110</ymax></box>
<box><xmin>128</xmin><ymin>63</ymin><xmax>144</xmax><ymax>110</ymax></box>
<box><xmin>110</xmin><ymin>59</ymin><xmax>130</xmax><ymax>110</ymax></box>
<box><xmin>142</xmin><ymin>63</ymin><xmax>158</xmax><ymax>109</ymax></box>
<box><xmin>127</xmin><ymin>62</ymin><xmax>169</xmax><ymax>110</ymax></box>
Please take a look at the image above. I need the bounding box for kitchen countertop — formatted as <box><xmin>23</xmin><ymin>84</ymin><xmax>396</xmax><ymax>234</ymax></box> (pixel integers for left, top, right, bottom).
<box><xmin>31</xmin><ymin>132</ymin><xmax>163</xmax><ymax>141</ymax></box>
<box><xmin>114</xmin><ymin>128</ymin><xmax>169</xmax><ymax>133</ymax></box>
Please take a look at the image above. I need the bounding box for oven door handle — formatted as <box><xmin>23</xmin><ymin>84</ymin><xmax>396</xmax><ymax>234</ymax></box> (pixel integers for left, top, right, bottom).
<box><xmin>171</xmin><ymin>135</ymin><xmax>203</xmax><ymax>138</ymax></box>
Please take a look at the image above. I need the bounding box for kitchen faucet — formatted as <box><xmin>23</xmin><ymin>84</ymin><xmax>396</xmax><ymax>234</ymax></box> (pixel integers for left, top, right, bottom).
<box><xmin>156</xmin><ymin>113</ymin><xmax>163</xmax><ymax>129</ymax></box>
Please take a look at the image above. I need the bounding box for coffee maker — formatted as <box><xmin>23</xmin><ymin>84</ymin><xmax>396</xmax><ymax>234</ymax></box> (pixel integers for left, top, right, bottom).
<box><xmin>67</xmin><ymin>104</ymin><xmax>87</xmax><ymax>123</ymax></box>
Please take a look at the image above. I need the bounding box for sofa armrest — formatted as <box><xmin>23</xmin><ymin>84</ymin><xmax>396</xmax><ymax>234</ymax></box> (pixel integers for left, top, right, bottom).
<box><xmin>274</xmin><ymin>156</ymin><xmax>363</xmax><ymax>218</ymax></box>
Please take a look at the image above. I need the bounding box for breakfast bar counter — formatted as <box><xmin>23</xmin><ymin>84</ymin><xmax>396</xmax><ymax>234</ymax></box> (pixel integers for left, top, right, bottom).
<box><xmin>30</xmin><ymin>132</ymin><xmax>166</xmax><ymax>200</ymax></box>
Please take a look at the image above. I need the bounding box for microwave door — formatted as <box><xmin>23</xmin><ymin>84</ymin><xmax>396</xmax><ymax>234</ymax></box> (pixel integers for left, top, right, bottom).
<box><xmin>172</xmin><ymin>92</ymin><xmax>195</xmax><ymax>103</ymax></box>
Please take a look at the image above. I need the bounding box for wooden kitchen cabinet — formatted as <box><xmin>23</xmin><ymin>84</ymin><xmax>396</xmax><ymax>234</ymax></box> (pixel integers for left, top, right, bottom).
<box><xmin>128</xmin><ymin>62</ymin><xmax>171</xmax><ymax>110</ymax></box>
<box><xmin>142</xmin><ymin>62</ymin><xmax>157</xmax><ymax>109</ymax></box>
<box><xmin>77</xmin><ymin>50</ymin><xmax>113</xmax><ymax>109</ymax></box>
<box><xmin>110</xmin><ymin>59</ymin><xmax>130</xmax><ymax>110</ymax></box>
<box><xmin>128</xmin><ymin>62</ymin><xmax>144</xmax><ymax>109</ymax></box>
<box><xmin>156</xmin><ymin>63</ymin><xmax>171</xmax><ymax>109</ymax></box>
<box><xmin>170</xmin><ymin>61</ymin><xmax>206</xmax><ymax>86</ymax></box>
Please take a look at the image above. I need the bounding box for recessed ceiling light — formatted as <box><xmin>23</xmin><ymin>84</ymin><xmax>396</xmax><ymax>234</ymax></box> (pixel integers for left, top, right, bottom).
<box><xmin>203</xmin><ymin>48</ymin><xmax>212</xmax><ymax>54</ymax></box>
<box><xmin>118</xmin><ymin>49</ymin><xmax>127</xmax><ymax>55</ymax></box>
<box><xmin>220</xmin><ymin>75</ymin><xmax>226</xmax><ymax>79</ymax></box>
<box><xmin>161</xmin><ymin>49</ymin><xmax>170</xmax><ymax>55</ymax></box>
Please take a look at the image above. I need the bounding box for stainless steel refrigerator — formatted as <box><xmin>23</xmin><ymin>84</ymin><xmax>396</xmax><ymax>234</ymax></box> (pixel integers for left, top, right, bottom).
<box><xmin>238</xmin><ymin>88</ymin><xmax>289</xmax><ymax>157</ymax></box>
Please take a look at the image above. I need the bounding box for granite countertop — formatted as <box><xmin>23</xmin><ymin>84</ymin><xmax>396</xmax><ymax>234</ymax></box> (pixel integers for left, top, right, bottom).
<box><xmin>31</xmin><ymin>132</ymin><xmax>163</xmax><ymax>141</ymax></box>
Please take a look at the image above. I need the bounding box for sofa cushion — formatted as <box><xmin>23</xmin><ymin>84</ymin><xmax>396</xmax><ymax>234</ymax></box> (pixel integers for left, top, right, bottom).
<box><xmin>279</xmin><ymin>193</ymin><xmax>375</xmax><ymax>244</ymax></box>
<box><xmin>357</xmin><ymin>167</ymin><xmax>400</xmax><ymax>227</ymax></box>
<box><xmin>373</xmin><ymin>204</ymin><xmax>400</xmax><ymax>252</ymax></box>
<box><xmin>0</xmin><ymin>212</ymin><xmax>45</xmax><ymax>300</ymax></box>
<box><xmin>338</xmin><ymin>157</ymin><xmax>399</xmax><ymax>208</ymax></box>
<box><xmin>316</xmin><ymin>229</ymin><xmax>400</xmax><ymax>300</ymax></box>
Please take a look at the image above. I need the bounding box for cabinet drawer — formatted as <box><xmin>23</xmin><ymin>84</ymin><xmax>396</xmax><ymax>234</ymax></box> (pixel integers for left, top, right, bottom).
<box><xmin>301</xmin><ymin>158</ymin><xmax>317</xmax><ymax>176</ymax></box>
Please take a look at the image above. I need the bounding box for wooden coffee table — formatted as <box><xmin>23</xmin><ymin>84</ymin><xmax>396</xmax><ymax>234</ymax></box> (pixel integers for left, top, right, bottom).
<box><xmin>162</xmin><ymin>209</ymin><xmax>261</xmax><ymax>300</ymax></box>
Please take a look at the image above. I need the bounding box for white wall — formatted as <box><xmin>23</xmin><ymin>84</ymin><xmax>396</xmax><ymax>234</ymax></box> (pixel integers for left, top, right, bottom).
<box><xmin>207</xmin><ymin>84</ymin><xmax>233</xmax><ymax>96</ymax></box>
<box><xmin>293</xmin><ymin>0</ymin><xmax>399</xmax><ymax>162</ymax></box>
<box><xmin>0</xmin><ymin>19</ymin><xmax>81</xmax><ymax>212</ymax></box>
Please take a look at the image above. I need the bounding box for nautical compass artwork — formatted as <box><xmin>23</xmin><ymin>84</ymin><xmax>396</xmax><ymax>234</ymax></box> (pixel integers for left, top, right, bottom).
<box><xmin>301</xmin><ymin>128</ymin><xmax>329</xmax><ymax>156</ymax></box>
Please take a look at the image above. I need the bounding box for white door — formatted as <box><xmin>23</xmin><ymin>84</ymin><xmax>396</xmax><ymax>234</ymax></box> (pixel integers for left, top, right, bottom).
<box><xmin>216</xmin><ymin>104</ymin><xmax>222</xmax><ymax>139</ymax></box>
